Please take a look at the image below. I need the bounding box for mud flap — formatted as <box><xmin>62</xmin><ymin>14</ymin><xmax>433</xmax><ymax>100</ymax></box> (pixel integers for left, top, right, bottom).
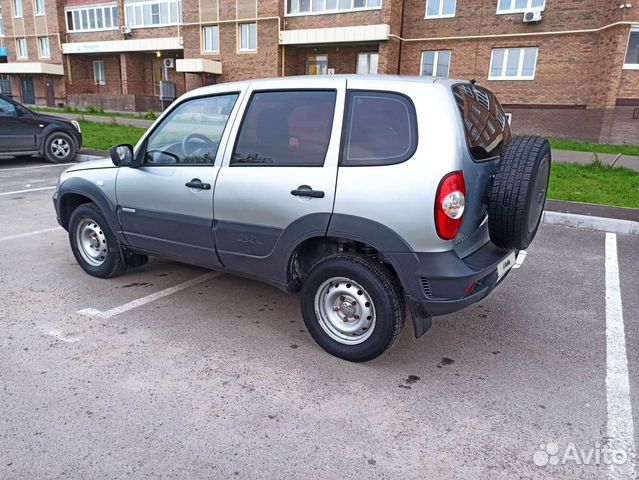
<box><xmin>406</xmin><ymin>297</ymin><xmax>433</xmax><ymax>338</ymax></box>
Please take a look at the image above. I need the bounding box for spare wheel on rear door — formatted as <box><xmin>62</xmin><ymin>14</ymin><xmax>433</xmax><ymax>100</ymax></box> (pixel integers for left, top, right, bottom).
<box><xmin>488</xmin><ymin>135</ymin><xmax>551</xmax><ymax>250</ymax></box>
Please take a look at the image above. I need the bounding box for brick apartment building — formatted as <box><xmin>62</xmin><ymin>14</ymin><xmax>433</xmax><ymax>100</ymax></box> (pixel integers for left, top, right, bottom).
<box><xmin>0</xmin><ymin>0</ymin><xmax>638</xmax><ymax>144</ymax></box>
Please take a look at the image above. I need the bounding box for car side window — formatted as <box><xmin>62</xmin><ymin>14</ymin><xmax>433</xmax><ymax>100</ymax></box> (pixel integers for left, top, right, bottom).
<box><xmin>0</xmin><ymin>98</ymin><xmax>16</xmax><ymax>116</ymax></box>
<box><xmin>341</xmin><ymin>91</ymin><xmax>417</xmax><ymax>166</ymax></box>
<box><xmin>231</xmin><ymin>90</ymin><xmax>336</xmax><ymax>166</ymax></box>
<box><xmin>144</xmin><ymin>93</ymin><xmax>238</xmax><ymax>166</ymax></box>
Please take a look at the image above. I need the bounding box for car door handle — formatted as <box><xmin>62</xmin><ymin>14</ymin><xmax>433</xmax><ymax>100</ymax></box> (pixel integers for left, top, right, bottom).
<box><xmin>185</xmin><ymin>179</ymin><xmax>211</xmax><ymax>190</ymax></box>
<box><xmin>291</xmin><ymin>185</ymin><xmax>325</xmax><ymax>198</ymax></box>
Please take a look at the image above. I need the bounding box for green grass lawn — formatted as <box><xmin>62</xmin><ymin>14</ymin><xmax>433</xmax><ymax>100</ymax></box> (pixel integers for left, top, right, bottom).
<box><xmin>549</xmin><ymin>162</ymin><xmax>639</xmax><ymax>209</ymax></box>
<box><xmin>549</xmin><ymin>138</ymin><xmax>639</xmax><ymax>157</ymax></box>
<box><xmin>79</xmin><ymin>120</ymin><xmax>146</xmax><ymax>151</ymax></box>
<box><xmin>33</xmin><ymin>106</ymin><xmax>158</xmax><ymax>121</ymax></box>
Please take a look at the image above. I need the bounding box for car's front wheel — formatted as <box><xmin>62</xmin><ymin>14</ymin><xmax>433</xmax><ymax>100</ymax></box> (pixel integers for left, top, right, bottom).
<box><xmin>44</xmin><ymin>132</ymin><xmax>76</xmax><ymax>163</ymax></box>
<box><xmin>300</xmin><ymin>254</ymin><xmax>405</xmax><ymax>362</ymax></box>
<box><xmin>68</xmin><ymin>203</ymin><xmax>127</xmax><ymax>278</ymax></box>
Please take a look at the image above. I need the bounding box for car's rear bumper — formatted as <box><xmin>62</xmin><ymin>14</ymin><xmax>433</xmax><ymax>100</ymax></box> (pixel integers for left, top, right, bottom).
<box><xmin>390</xmin><ymin>241</ymin><xmax>517</xmax><ymax>336</ymax></box>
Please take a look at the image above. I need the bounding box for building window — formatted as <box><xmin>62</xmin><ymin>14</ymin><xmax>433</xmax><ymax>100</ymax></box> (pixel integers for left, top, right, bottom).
<box><xmin>357</xmin><ymin>53</ymin><xmax>379</xmax><ymax>74</ymax></box>
<box><xmin>232</xmin><ymin>90</ymin><xmax>337</xmax><ymax>166</ymax></box>
<box><xmin>66</xmin><ymin>6</ymin><xmax>118</xmax><ymax>32</ymax></box>
<box><xmin>38</xmin><ymin>37</ymin><xmax>50</xmax><ymax>58</ymax></box>
<box><xmin>93</xmin><ymin>60</ymin><xmax>106</xmax><ymax>85</ymax></box>
<box><xmin>286</xmin><ymin>0</ymin><xmax>381</xmax><ymax>16</ymax></box>
<box><xmin>425</xmin><ymin>0</ymin><xmax>456</xmax><ymax>18</ymax></box>
<box><xmin>497</xmin><ymin>0</ymin><xmax>544</xmax><ymax>14</ymax></box>
<box><xmin>13</xmin><ymin>0</ymin><xmax>23</xmax><ymax>18</ymax></box>
<box><xmin>624</xmin><ymin>27</ymin><xmax>639</xmax><ymax>70</ymax></box>
<box><xmin>489</xmin><ymin>47</ymin><xmax>538</xmax><ymax>80</ymax></box>
<box><xmin>202</xmin><ymin>25</ymin><xmax>219</xmax><ymax>53</ymax></box>
<box><xmin>239</xmin><ymin>23</ymin><xmax>256</xmax><ymax>51</ymax></box>
<box><xmin>125</xmin><ymin>0</ymin><xmax>181</xmax><ymax>28</ymax></box>
<box><xmin>0</xmin><ymin>16</ymin><xmax>4</xmax><ymax>37</ymax></box>
<box><xmin>420</xmin><ymin>50</ymin><xmax>451</xmax><ymax>77</ymax></box>
<box><xmin>306</xmin><ymin>55</ymin><xmax>328</xmax><ymax>75</ymax></box>
<box><xmin>35</xmin><ymin>0</ymin><xmax>45</xmax><ymax>16</ymax></box>
<box><xmin>16</xmin><ymin>38</ymin><xmax>28</xmax><ymax>59</ymax></box>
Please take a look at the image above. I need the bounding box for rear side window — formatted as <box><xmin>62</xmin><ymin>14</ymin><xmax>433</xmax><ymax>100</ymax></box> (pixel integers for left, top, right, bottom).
<box><xmin>231</xmin><ymin>90</ymin><xmax>336</xmax><ymax>166</ymax></box>
<box><xmin>341</xmin><ymin>91</ymin><xmax>417</xmax><ymax>166</ymax></box>
<box><xmin>452</xmin><ymin>83</ymin><xmax>511</xmax><ymax>161</ymax></box>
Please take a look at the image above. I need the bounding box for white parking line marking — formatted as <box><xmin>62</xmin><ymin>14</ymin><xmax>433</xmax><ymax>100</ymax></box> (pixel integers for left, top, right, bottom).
<box><xmin>78</xmin><ymin>271</ymin><xmax>221</xmax><ymax>319</ymax></box>
<box><xmin>605</xmin><ymin>232</ymin><xmax>636</xmax><ymax>479</ymax></box>
<box><xmin>0</xmin><ymin>186</ymin><xmax>56</xmax><ymax>196</ymax></box>
<box><xmin>512</xmin><ymin>250</ymin><xmax>527</xmax><ymax>269</ymax></box>
<box><xmin>0</xmin><ymin>227</ymin><xmax>62</xmax><ymax>242</ymax></box>
<box><xmin>0</xmin><ymin>163</ymin><xmax>73</xmax><ymax>173</ymax></box>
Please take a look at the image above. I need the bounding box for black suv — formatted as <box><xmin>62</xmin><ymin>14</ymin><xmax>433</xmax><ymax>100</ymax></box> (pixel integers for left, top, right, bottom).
<box><xmin>0</xmin><ymin>94</ymin><xmax>83</xmax><ymax>163</ymax></box>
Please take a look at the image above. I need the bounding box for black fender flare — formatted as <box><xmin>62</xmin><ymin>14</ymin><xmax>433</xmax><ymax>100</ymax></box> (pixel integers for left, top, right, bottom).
<box><xmin>56</xmin><ymin>177</ymin><xmax>126</xmax><ymax>244</ymax></box>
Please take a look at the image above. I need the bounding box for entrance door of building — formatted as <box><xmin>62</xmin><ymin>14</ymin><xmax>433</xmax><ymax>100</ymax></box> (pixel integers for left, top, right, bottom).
<box><xmin>21</xmin><ymin>76</ymin><xmax>35</xmax><ymax>104</ymax></box>
<box><xmin>305</xmin><ymin>55</ymin><xmax>328</xmax><ymax>75</ymax></box>
<box><xmin>152</xmin><ymin>61</ymin><xmax>164</xmax><ymax>97</ymax></box>
<box><xmin>45</xmin><ymin>77</ymin><xmax>55</xmax><ymax>107</ymax></box>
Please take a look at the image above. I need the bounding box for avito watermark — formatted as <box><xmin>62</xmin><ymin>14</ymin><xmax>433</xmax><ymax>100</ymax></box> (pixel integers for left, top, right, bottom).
<box><xmin>533</xmin><ymin>442</ymin><xmax>635</xmax><ymax>467</ymax></box>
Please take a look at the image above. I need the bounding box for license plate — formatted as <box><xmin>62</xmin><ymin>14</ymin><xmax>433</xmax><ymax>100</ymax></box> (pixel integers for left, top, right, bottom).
<box><xmin>497</xmin><ymin>251</ymin><xmax>517</xmax><ymax>280</ymax></box>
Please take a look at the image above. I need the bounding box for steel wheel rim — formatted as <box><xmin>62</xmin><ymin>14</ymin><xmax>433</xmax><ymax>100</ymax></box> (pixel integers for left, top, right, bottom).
<box><xmin>51</xmin><ymin>138</ymin><xmax>71</xmax><ymax>158</ymax></box>
<box><xmin>75</xmin><ymin>218</ymin><xmax>108</xmax><ymax>267</ymax></box>
<box><xmin>314</xmin><ymin>277</ymin><xmax>376</xmax><ymax>345</ymax></box>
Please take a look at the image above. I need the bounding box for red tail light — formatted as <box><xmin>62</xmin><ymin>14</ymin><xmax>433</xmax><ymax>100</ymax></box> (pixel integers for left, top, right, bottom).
<box><xmin>435</xmin><ymin>171</ymin><xmax>466</xmax><ymax>240</ymax></box>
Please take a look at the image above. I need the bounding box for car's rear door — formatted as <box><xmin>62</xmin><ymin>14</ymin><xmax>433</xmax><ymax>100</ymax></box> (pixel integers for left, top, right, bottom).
<box><xmin>115</xmin><ymin>89</ymin><xmax>244</xmax><ymax>268</ymax></box>
<box><xmin>213</xmin><ymin>78</ymin><xmax>346</xmax><ymax>286</ymax></box>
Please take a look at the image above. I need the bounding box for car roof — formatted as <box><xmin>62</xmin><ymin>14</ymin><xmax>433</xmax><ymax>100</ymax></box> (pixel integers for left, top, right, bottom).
<box><xmin>181</xmin><ymin>75</ymin><xmax>470</xmax><ymax>100</ymax></box>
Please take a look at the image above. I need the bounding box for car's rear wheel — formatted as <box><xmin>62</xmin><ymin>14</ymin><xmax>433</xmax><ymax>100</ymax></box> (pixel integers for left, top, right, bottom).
<box><xmin>68</xmin><ymin>203</ymin><xmax>127</xmax><ymax>278</ymax></box>
<box><xmin>300</xmin><ymin>254</ymin><xmax>405</xmax><ymax>362</ymax></box>
<box><xmin>44</xmin><ymin>132</ymin><xmax>76</xmax><ymax>163</ymax></box>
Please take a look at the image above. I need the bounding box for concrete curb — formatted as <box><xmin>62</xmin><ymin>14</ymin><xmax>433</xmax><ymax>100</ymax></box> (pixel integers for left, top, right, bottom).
<box><xmin>75</xmin><ymin>153</ymin><xmax>106</xmax><ymax>162</ymax></box>
<box><xmin>543</xmin><ymin>211</ymin><xmax>639</xmax><ymax>235</ymax></box>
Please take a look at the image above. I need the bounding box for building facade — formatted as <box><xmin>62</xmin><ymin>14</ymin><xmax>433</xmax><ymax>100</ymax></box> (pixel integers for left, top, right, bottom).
<box><xmin>0</xmin><ymin>0</ymin><xmax>638</xmax><ymax>144</ymax></box>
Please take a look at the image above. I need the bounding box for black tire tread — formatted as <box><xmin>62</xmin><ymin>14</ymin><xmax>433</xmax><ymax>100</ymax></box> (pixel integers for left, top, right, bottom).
<box><xmin>44</xmin><ymin>131</ymin><xmax>76</xmax><ymax>164</ymax></box>
<box><xmin>488</xmin><ymin>135</ymin><xmax>550</xmax><ymax>250</ymax></box>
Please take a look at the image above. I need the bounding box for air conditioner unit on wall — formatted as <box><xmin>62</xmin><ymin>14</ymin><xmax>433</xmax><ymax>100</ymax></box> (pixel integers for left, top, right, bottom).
<box><xmin>523</xmin><ymin>10</ymin><xmax>543</xmax><ymax>23</ymax></box>
<box><xmin>121</xmin><ymin>25</ymin><xmax>133</xmax><ymax>36</ymax></box>
<box><xmin>163</xmin><ymin>58</ymin><xmax>175</xmax><ymax>69</ymax></box>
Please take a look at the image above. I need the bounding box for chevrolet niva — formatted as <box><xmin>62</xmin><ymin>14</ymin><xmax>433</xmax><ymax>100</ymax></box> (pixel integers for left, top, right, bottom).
<box><xmin>53</xmin><ymin>76</ymin><xmax>551</xmax><ymax>362</ymax></box>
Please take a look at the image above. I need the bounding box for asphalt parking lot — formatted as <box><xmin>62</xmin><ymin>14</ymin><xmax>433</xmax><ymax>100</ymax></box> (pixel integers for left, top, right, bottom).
<box><xmin>1</xmin><ymin>158</ymin><xmax>638</xmax><ymax>479</ymax></box>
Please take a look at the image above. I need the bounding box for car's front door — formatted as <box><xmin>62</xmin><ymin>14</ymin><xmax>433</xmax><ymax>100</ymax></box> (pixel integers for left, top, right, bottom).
<box><xmin>0</xmin><ymin>96</ymin><xmax>35</xmax><ymax>152</ymax></box>
<box><xmin>213</xmin><ymin>78</ymin><xmax>346</xmax><ymax>286</ymax></box>
<box><xmin>115</xmin><ymin>91</ymin><xmax>243</xmax><ymax>268</ymax></box>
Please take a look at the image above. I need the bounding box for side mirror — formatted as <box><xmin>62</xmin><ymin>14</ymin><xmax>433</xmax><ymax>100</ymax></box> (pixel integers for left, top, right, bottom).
<box><xmin>110</xmin><ymin>144</ymin><xmax>134</xmax><ymax>167</ymax></box>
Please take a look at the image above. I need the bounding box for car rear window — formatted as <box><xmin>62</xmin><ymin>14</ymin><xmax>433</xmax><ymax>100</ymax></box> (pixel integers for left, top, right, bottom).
<box><xmin>341</xmin><ymin>90</ymin><xmax>417</xmax><ymax>166</ymax></box>
<box><xmin>452</xmin><ymin>83</ymin><xmax>511</xmax><ymax>161</ymax></box>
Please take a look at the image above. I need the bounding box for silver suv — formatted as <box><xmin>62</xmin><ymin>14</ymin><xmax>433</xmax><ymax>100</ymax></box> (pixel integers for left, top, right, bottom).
<box><xmin>53</xmin><ymin>76</ymin><xmax>551</xmax><ymax>362</ymax></box>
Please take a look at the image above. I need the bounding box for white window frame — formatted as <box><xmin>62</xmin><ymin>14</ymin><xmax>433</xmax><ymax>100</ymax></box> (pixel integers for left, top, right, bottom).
<box><xmin>420</xmin><ymin>50</ymin><xmax>451</xmax><ymax>77</ymax></box>
<box><xmin>93</xmin><ymin>60</ymin><xmax>106</xmax><ymax>85</ymax></box>
<box><xmin>238</xmin><ymin>22</ymin><xmax>256</xmax><ymax>52</ymax></box>
<box><xmin>357</xmin><ymin>52</ymin><xmax>379</xmax><ymax>74</ymax></box>
<box><xmin>65</xmin><ymin>5</ymin><xmax>119</xmax><ymax>32</ymax></box>
<box><xmin>13</xmin><ymin>0</ymin><xmax>23</xmax><ymax>18</ymax></box>
<box><xmin>202</xmin><ymin>25</ymin><xmax>219</xmax><ymax>53</ymax></box>
<box><xmin>488</xmin><ymin>47</ymin><xmax>538</xmax><ymax>80</ymax></box>
<box><xmin>623</xmin><ymin>26</ymin><xmax>639</xmax><ymax>70</ymax></box>
<box><xmin>16</xmin><ymin>38</ymin><xmax>28</xmax><ymax>59</ymax></box>
<box><xmin>425</xmin><ymin>0</ymin><xmax>456</xmax><ymax>19</ymax></box>
<box><xmin>497</xmin><ymin>0</ymin><xmax>545</xmax><ymax>14</ymax></box>
<box><xmin>124</xmin><ymin>0</ymin><xmax>182</xmax><ymax>29</ymax></box>
<box><xmin>0</xmin><ymin>15</ymin><xmax>4</xmax><ymax>37</ymax></box>
<box><xmin>286</xmin><ymin>0</ymin><xmax>382</xmax><ymax>17</ymax></box>
<box><xmin>35</xmin><ymin>0</ymin><xmax>45</xmax><ymax>16</ymax></box>
<box><xmin>38</xmin><ymin>36</ymin><xmax>50</xmax><ymax>58</ymax></box>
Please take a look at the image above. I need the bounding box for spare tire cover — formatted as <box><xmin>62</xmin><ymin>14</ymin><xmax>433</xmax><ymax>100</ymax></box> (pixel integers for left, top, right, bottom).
<box><xmin>488</xmin><ymin>135</ymin><xmax>551</xmax><ymax>250</ymax></box>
